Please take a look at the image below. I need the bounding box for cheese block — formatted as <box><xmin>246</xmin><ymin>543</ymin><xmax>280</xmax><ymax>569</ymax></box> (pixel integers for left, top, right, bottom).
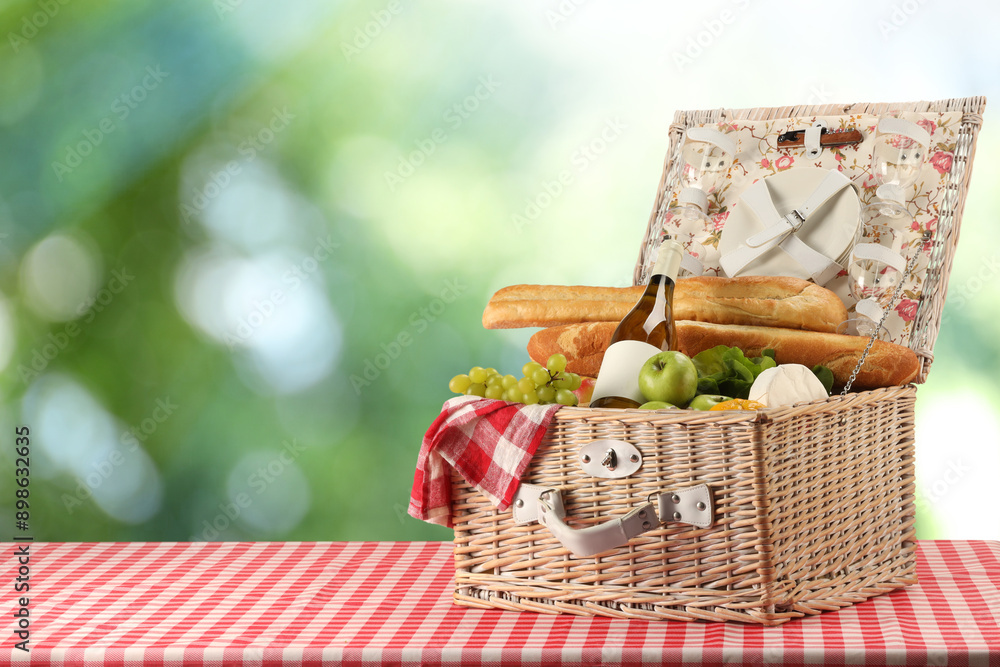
<box><xmin>748</xmin><ymin>364</ymin><xmax>830</xmax><ymax>408</ymax></box>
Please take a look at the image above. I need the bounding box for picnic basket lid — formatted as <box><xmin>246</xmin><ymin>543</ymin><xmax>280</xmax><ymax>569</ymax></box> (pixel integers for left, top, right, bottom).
<box><xmin>634</xmin><ymin>97</ymin><xmax>987</xmax><ymax>384</ymax></box>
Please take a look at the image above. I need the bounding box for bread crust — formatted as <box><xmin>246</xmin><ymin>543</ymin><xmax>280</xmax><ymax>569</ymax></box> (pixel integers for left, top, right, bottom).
<box><xmin>485</xmin><ymin>277</ymin><xmax>847</xmax><ymax>333</ymax></box>
<box><xmin>527</xmin><ymin>322</ymin><xmax>615</xmax><ymax>377</ymax></box>
<box><xmin>675</xmin><ymin>321</ymin><xmax>919</xmax><ymax>390</ymax></box>
<box><xmin>528</xmin><ymin>320</ymin><xmax>919</xmax><ymax>390</ymax></box>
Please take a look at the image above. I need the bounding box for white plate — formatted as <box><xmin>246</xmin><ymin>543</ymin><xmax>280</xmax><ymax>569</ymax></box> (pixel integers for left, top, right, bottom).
<box><xmin>720</xmin><ymin>168</ymin><xmax>861</xmax><ymax>280</ymax></box>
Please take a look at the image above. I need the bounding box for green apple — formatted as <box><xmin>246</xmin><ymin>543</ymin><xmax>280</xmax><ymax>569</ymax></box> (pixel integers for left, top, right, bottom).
<box><xmin>688</xmin><ymin>394</ymin><xmax>733</xmax><ymax>411</ymax></box>
<box><xmin>638</xmin><ymin>351</ymin><xmax>698</xmax><ymax>407</ymax></box>
<box><xmin>638</xmin><ymin>400</ymin><xmax>676</xmax><ymax>410</ymax></box>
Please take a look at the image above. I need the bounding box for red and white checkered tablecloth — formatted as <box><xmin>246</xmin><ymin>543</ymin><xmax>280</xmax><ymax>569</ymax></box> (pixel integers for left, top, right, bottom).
<box><xmin>1</xmin><ymin>540</ymin><xmax>998</xmax><ymax>666</ymax></box>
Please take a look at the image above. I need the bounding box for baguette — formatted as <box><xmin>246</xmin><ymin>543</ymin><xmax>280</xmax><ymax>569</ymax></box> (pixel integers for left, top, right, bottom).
<box><xmin>485</xmin><ymin>276</ymin><xmax>847</xmax><ymax>333</ymax></box>
<box><xmin>675</xmin><ymin>321</ymin><xmax>919</xmax><ymax>390</ymax></box>
<box><xmin>527</xmin><ymin>320</ymin><xmax>919</xmax><ymax>390</ymax></box>
<box><xmin>526</xmin><ymin>321</ymin><xmax>615</xmax><ymax>377</ymax></box>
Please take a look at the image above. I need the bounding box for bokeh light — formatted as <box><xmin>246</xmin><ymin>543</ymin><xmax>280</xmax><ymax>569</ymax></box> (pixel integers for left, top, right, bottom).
<box><xmin>0</xmin><ymin>0</ymin><xmax>997</xmax><ymax>543</ymax></box>
<box><xmin>21</xmin><ymin>374</ymin><xmax>163</xmax><ymax>523</ymax></box>
<box><xmin>19</xmin><ymin>233</ymin><xmax>101</xmax><ymax>322</ymax></box>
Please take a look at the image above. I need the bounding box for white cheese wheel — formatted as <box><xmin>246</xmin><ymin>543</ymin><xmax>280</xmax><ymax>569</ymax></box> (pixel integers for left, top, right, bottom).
<box><xmin>748</xmin><ymin>364</ymin><xmax>829</xmax><ymax>408</ymax></box>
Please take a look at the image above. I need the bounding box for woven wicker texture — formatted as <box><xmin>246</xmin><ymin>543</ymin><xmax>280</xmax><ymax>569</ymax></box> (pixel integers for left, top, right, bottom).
<box><xmin>634</xmin><ymin>98</ymin><xmax>986</xmax><ymax>383</ymax></box>
<box><xmin>454</xmin><ymin>386</ymin><xmax>916</xmax><ymax>624</ymax></box>
<box><xmin>451</xmin><ymin>98</ymin><xmax>980</xmax><ymax>624</ymax></box>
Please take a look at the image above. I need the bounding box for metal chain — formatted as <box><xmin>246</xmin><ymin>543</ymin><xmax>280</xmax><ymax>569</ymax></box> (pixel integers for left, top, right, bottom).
<box><xmin>841</xmin><ymin>232</ymin><xmax>931</xmax><ymax>395</ymax></box>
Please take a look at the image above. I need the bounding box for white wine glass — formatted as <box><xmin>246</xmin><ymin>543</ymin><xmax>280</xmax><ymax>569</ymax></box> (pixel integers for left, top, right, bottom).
<box><xmin>660</xmin><ymin>128</ymin><xmax>734</xmax><ymax>277</ymax></box>
<box><xmin>847</xmin><ymin>223</ymin><xmax>907</xmax><ymax>337</ymax></box>
<box><xmin>871</xmin><ymin>117</ymin><xmax>930</xmax><ymax>192</ymax></box>
<box><xmin>679</xmin><ymin>127</ymin><xmax>736</xmax><ymax>203</ymax></box>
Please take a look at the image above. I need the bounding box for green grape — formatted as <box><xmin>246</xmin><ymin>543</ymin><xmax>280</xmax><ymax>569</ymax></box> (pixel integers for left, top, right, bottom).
<box><xmin>531</xmin><ymin>368</ymin><xmax>551</xmax><ymax>386</ymax></box>
<box><xmin>555</xmin><ymin>388</ymin><xmax>577</xmax><ymax>406</ymax></box>
<box><xmin>449</xmin><ymin>374</ymin><xmax>472</xmax><ymax>393</ymax></box>
<box><xmin>568</xmin><ymin>373</ymin><xmax>582</xmax><ymax>390</ymax></box>
<box><xmin>501</xmin><ymin>374</ymin><xmax>518</xmax><ymax>390</ymax></box>
<box><xmin>485</xmin><ymin>385</ymin><xmax>504</xmax><ymax>399</ymax></box>
<box><xmin>485</xmin><ymin>367</ymin><xmax>498</xmax><ymax>376</ymax></box>
<box><xmin>522</xmin><ymin>361</ymin><xmax>543</xmax><ymax>377</ymax></box>
<box><xmin>469</xmin><ymin>367</ymin><xmax>488</xmax><ymax>384</ymax></box>
<box><xmin>546</xmin><ymin>353</ymin><xmax>567</xmax><ymax>373</ymax></box>
<box><xmin>506</xmin><ymin>387</ymin><xmax>524</xmax><ymax>403</ymax></box>
<box><xmin>537</xmin><ymin>386</ymin><xmax>555</xmax><ymax>403</ymax></box>
<box><xmin>517</xmin><ymin>377</ymin><xmax>535</xmax><ymax>393</ymax></box>
<box><xmin>522</xmin><ymin>390</ymin><xmax>539</xmax><ymax>405</ymax></box>
<box><xmin>552</xmin><ymin>376</ymin><xmax>573</xmax><ymax>390</ymax></box>
<box><xmin>465</xmin><ymin>383</ymin><xmax>487</xmax><ymax>397</ymax></box>
<box><xmin>487</xmin><ymin>374</ymin><xmax>503</xmax><ymax>387</ymax></box>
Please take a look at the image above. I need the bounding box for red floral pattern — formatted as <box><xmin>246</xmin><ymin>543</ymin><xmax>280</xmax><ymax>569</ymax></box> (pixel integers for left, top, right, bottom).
<box><xmin>895</xmin><ymin>299</ymin><xmax>918</xmax><ymax>323</ymax></box>
<box><xmin>651</xmin><ymin>110</ymin><xmax>963</xmax><ymax>347</ymax></box>
<box><xmin>930</xmin><ymin>151</ymin><xmax>954</xmax><ymax>174</ymax></box>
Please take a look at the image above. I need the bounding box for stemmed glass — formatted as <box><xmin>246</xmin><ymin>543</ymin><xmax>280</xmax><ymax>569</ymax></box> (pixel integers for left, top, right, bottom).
<box><xmin>847</xmin><ymin>216</ymin><xmax>910</xmax><ymax>337</ymax></box>
<box><xmin>870</xmin><ymin>116</ymin><xmax>930</xmax><ymax>211</ymax></box>
<box><xmin>846</xmin><ymin>116</ymin><xmax>929</xmax><ymax>335</ymax></box>
<box><xmin>661</xmin><ymin>128</ymin><xmax>735</xmax><ymax>277</ymax></box>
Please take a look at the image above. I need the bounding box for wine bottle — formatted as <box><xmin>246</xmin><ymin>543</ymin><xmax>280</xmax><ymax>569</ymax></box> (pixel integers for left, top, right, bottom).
<box><xmin>589</xmin><ymin>239</ymin><xmax>683</xmax><ymax>409</ymax></box>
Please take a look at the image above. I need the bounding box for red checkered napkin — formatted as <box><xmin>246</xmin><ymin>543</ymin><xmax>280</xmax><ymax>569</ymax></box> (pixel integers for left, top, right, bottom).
<box><xmin>409</xmin><ymin>396</ymin><xmax>562</xmax><ymax>527</ymax></box>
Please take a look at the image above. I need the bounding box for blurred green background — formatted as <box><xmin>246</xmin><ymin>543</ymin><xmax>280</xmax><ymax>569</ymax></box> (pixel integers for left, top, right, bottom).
<box><xmin>0</xmin><ymin>0</ymin><xmax>998</xmax><ymax>542</ymax></box>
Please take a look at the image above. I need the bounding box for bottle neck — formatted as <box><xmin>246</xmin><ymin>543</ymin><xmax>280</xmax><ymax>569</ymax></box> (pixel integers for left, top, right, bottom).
<box><xmin>650</xmin><ymin>241</ymin><xmax>682</xmax><ymax>284</ymax></box>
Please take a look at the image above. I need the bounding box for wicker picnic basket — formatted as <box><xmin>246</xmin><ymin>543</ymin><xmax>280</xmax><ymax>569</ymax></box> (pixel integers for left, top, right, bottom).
<box><xmin>450</xmin><ymin>97</ymin><xmax>986</xmax><ymax>625</ymax></box>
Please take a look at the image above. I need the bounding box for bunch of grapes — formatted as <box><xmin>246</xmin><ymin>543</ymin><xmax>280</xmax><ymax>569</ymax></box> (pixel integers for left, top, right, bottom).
<box><xmin>448</xmin><ymin>354</ymin><xmax>581</xmax><ymax>406</ymax></box>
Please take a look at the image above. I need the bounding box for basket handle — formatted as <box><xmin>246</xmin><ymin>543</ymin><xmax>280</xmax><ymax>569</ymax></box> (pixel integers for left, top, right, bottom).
<box><xmin>513</xmin><ymin>483</ymin><xmax>714</xmax><ymax>558</ymax></box>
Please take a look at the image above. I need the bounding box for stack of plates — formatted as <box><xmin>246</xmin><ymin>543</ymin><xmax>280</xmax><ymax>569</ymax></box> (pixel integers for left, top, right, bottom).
<box><xmin>719</xmin><ymin>168</ymin><xmax>861</xmax><ymax>282</ymax></box>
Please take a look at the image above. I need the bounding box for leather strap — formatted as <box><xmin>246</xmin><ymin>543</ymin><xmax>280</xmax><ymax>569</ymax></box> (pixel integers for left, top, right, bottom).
<box><xmin>878</xmin><ymin>117</ymin><xmax>930</xmax><ymax>148</ymax></box>
<box><xmin>680</xmin><ymin>252</ymin><xmax>704</xmax><ymax>276</ymax></box>
<box><xmin>851</xmin><ymin>242</ymin><xmax>907</xmax><ymax>273</ymax></box>
<box><xmin>685</xmin><ymin>127</ymin><xmax>736</xmax><ymax>157</ymax></box>
<box><xmin>655</xmin><ymin>484</ymin><xmax>714</xmax><ymax>529</ymax></box>
<box><xmin>854</xmin><ymin>296</ymin><xmax>885</xmax><ymax>324</ymax></box>
<box><xmin>804</xmin><ymin>123</ymin><xmax>823</xmax><ymax>158</ymax></box>
<box><xmin>720</xmin><ymin>169</ymin><xmax>852</xmax><ymax>282</ymax></box>
<box><xmin>537</xmin><ymin>488</ymin><xmax>657</xmax><ymax>558</ymax></box>
<box><xmin>514</xmin><ymin>483</ymin><xmax>715</xmax><ymax>558</ymax></box>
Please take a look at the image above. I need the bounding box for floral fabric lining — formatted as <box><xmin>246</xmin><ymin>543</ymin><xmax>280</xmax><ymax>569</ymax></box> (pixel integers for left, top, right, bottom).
<box><xmin>657</xmin><ymin>111</ymin><xmax>962</xmax><ymax>345</ymax></box>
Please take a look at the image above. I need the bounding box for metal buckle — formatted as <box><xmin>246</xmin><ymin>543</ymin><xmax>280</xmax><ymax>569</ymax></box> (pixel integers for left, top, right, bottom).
<box><xmin>784</xmin><ymin>208</ymin><xmax>806</xmax><ymax>232</ymax></box>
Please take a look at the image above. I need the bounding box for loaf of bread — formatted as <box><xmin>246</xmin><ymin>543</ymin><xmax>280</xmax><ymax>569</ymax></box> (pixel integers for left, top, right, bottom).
<box><xmin>526</xmin><ymin>321</ymin><xmax>615</xmax><ymax>377</ymax></box>
<box><xmin>675</xmin><ymin>321</ymin><xmax>920</xmax><ymax>390</ymax></box>
<box><xmin>527</xmin><ymin>320</ymin><xmax>919</xmax><ymax>390</ymax></box>
<box><xmin>484</xmin><ymin>284</ymin><xmax>640</xmax><ymax>329</ymax></box>
<box><xmin>485</xmin><ymin>276</ymin><xmax>847</xmax><ymax>333</ymax></box>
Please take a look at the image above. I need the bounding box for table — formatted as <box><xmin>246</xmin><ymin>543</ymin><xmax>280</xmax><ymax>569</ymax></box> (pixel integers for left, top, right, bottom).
<box><xmin>1</xmin><ymin>540</ymin><xmax>998</xmax><ymax>665</ymax></box>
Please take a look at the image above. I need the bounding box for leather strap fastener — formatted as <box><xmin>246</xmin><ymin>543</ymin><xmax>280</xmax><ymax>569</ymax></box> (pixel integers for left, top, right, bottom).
<box><xmin>720</xmin><ymin>169</ymin><xmax>853</xmax><ymax>284</ymax></box>
<box><xmin>514</xmin><ymin>483</ymin><xmax>715</xmax><ymax>558</ymax></box>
